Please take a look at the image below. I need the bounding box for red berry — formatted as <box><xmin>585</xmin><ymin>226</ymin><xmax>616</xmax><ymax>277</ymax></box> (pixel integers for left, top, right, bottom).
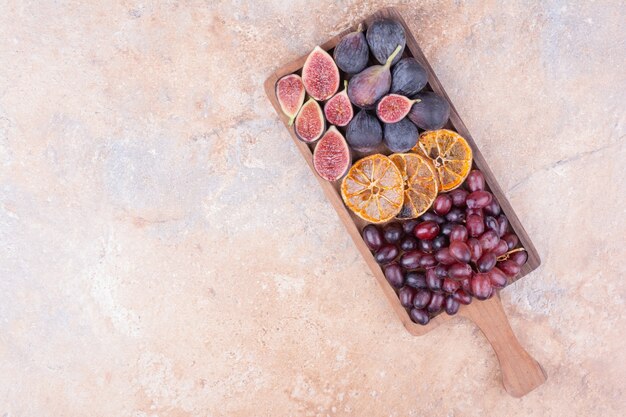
<box><xmin>433</xmin><ymin>194</ymin><xmax>452</xmax><ymax>215</ymax></box>
<box><xmin>414</xmin><ymin>221</ymin><xmax>440</xmax><ymax>240</ymax></box>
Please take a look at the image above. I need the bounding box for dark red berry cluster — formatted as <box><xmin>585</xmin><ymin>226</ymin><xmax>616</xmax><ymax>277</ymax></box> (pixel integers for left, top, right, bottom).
<box><xmin>362</xmin><ymin>169</ymin><xmax>528</xmax><ymax>325</ymax></box>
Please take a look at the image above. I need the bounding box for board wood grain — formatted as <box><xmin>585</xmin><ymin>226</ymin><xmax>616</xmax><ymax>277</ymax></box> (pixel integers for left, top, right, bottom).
<box><xmin>264</xmin><ymin>6</ymin><xmax>545</xmax><ymax>397</ymax></box>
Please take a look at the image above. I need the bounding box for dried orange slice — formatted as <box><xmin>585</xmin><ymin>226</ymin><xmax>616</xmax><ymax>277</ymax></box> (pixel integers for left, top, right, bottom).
<box><xmin>341</xmin><ymin>154</ymin><xmax>404</xmax><ymax>223</ymax></box>
<box><xmin>413</xmin><ymin>129</ymin><xmax>473</xmax><ymax>192</ymax></box>
<box><xmin>389</xmin><ymin>153</ymin><xmax>438</xmax><ymax>219</ymax></box>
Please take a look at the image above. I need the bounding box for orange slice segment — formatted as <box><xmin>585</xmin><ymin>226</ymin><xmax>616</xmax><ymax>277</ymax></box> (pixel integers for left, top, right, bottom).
<box><xmin>413</xmin><ymin>129</ymin><xmax>473</xmax><ymax>192</ymax></box>
<box><xmin>341</xmin><ymin>154</ymin><xmax>404</xmax><ymax>223</ymax></box>
<box><xmin>389</xmin><ymin>153</ymin><xmax>438</xmax><ymax>219</ymax></box>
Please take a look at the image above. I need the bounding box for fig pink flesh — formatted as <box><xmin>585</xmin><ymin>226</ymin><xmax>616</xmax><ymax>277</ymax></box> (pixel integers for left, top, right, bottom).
<box><xmin>295</xmin><ymin>99</ymin><xmax>325</xmax><ymax>143</ymax></box>
<box><xmin>376</xmin><ymin>94</ymin><xmax>415</xmax><ymax>123</ymax></box>
<box><xmin>313</xmin><ymin>127</ymin><xmax>351</xmax><ymax>181</ymax></box>
<box><xmin>276</xmin><ymin>74</ymin><xmax>305</xmax><ymax>122</ymax></box>
<box><xmin>324</xmin><ymin>90</ymin><xmax>353</xmax><ymax>127</ymax></box>
<box><xmin>302</xmin><ymin>46</ymin><xmax>340</xmax><ymax>101</ymax></box>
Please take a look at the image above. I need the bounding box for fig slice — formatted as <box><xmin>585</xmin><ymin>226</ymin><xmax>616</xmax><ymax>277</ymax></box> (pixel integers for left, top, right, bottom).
<box><xmin>275</xmin><ymin>74</ymin><xmax>305</xmax><ymax>125</ymax></box>
<box><xmin>376</xmin><ymin>94</ymin><xmax>421</xmax><ymax>124</ymax></box>
<box><xmin>324</xmin><ymin>81</ymin><xmax>354</xmax><ymax>127</ymax></box>
<box><xmin>333</xmin><ymin>23</ymin><xmax>369</xmax><ymax>74</ymax></box>
<box><xmin>302</xmin><ymin>46</ymin><xmax>340</xmax><ymax>101</ymax></box>
<box><xmin>347</xmin><ymin>44</ymin><xmax>402</xmax><ymax>109</ymax></box>
<box><xmin>294</xmin><ymin>98</ymin><xmax>325</xmax><ymax>143</ymax></box>
<box><xmin>313</xmin><ymin>126</ymin><xmax>351</xmax><ymax>182</ymax></box>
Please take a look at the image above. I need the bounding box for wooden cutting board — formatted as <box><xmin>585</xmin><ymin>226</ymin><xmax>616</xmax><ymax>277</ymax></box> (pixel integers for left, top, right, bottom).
<box><xmin>264</xmin><ymin>6</ymin><xmax>546</xmax><ymax>397</ymax></box>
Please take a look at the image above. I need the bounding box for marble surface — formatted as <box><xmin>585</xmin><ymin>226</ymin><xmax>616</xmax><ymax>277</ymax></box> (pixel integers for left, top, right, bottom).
<box><xmin>1</xmin><ymin>1</ymin><xmax>625</xmax><ymax>416</ymax></box>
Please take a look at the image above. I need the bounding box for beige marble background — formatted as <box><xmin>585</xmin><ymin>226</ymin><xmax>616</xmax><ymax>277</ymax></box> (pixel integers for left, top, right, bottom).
<box><xmin>1</xmin><ymin>0</ymin><xmax>625</xmax><ymax>416</ymax></box>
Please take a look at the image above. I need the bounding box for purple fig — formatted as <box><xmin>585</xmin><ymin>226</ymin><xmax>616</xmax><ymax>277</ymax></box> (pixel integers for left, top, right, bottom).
<box><xmin>407</xmin><ymin>91</ymin><xmax>450</xmax><ymax>130</ymax></box>
<box><xmin>366</xmin><ymin>18</ymin><xmax>406</xmax><ymax>65</ymax></box>
<box><xmin>391</xmin><ymin>57</ymin><xmax>428</xmax><ymax>97</ymax></box>
<box><xmin>348</xmin><ymin>45</ymin><xmax>402</xmax><ymax>109</ymax></box>
<box><xmin>333</xmin><ymin>23</ymin><xmax>369</xmax><ymax>74</ymax></box>
<box><xmin>346</xmin><ymin>109</ymin><xmax>382</xmax><ymax>152</ymax></box>
<box><xmin>383</xmin><ymin>117</ymin><xmax>418</xmax><ymax>153</ymax></box>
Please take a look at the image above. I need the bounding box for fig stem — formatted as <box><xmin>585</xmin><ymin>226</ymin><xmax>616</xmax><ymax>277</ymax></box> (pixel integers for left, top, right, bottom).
<box><xmin>356</xmin><ymin>23</ymin><xmax>363</xmax><ymax>33</ymax></box>
<box><xmin>383</xmin><ymin>45</ymin><xmax>403</xmax><ymax>69</ymax></box>
<box><xmin>288</xmin><ymin>115</ymin><xmax>296</xmax><ymax>126</ymax></box>
<box><xmin>410</xmin><ymin>98</ymin><xmax>422</xmax><ymax>105</ymax></box>
<box><xmin>343</xmin><ymin>79</ymin><xmax>348</xmax><ymax>91</ymax></box>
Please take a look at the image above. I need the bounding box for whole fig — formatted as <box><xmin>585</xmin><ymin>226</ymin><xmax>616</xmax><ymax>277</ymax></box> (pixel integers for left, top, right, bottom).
<box><xmin>366</xmin><ymin>18</ymin><xmax>406</xmax><ymax>65</ymax></box>
<box><xmin>407</xmin><ymin>91</ymin><xmax>450</xmax><ymax>130</ymax></box>
<box><xmin>346</xmin><ymin>110</ymin><xmax>382</xmax><ymax>152</ymax></box>
<box><xmin>333</xmin><ymin>24</ymin><xmax>369</xmax><ymax>74</ymax></box>
<box><xmin>348</xmin><ymin>45</ymin><xmax>402</xmax><ymax>109</ymax></box>
<box><xmin>391</xmin><ymin>58</ymin><xmax>428</xmax><ymax>97</ymax></box>
<box><xmin>383</xmin><ymin>117</ymin><xmax>418</xmax><ymax>153</ymax></box>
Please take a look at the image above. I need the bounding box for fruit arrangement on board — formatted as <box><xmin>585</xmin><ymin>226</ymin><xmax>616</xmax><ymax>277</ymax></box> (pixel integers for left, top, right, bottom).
<box><xmin>274</xmin><ymin>18</ymin><xmax>528</xmax><ymax>325</ymax></box>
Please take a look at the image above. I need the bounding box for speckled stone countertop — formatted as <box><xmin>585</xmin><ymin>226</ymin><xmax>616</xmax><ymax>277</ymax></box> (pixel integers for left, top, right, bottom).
<box><xmin>1</xmin><ymin>1</ymin><xmax>624</xmax><ymax>416</ymax></box>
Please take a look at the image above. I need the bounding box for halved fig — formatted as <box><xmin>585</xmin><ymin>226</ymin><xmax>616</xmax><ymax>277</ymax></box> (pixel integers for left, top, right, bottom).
<box><xmin>348</xmin><ymin>45</ymin><xmax>402</xmax><ymax>109</ymax></box>
<box><xmin>275</xmin><ymin>74</ymin><xmax>305</xmax><ymax>125</ymax></box>
<box><xmin>333</xmin><ymin>23</ymin><xmax>369</xmax><ymax>74</ymax></box>
<box><xmin>324</xmin><ymin>81</ymin><xmax>353</xmax><ymax>127</ymax></box>
<box><xmin>376</xmin><ymin>94</ymin><xmax>421</xmax><ymax>123</ymax></box>
<box><xmin>302</xmin><ymin>46</ymin><xmax>340</xmax><ymax>101</ymax></box>
<box><xmin>313</xmin><ymin>126</ymin><xmax>351</xmax><ymax>182</ymax></box>
<box><xmin>294</xmin><ymin>98</ymin><xmax>325</xmax><ymax>143</ymax></box>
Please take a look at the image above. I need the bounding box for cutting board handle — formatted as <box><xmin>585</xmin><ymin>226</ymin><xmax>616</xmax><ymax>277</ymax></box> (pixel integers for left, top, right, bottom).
<box><xmin>461</xmin><ymin>294</ymin><xmax>547</xmax><ymax>397</ymax></box>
